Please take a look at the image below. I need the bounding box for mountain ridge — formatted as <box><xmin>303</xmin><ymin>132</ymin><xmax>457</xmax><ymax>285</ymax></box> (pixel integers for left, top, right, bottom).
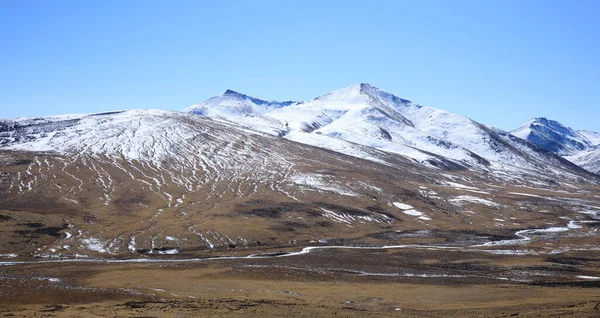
<box><xmin>1</xmin><ymin>83</ymin><xmax>597</xmax><ymax>181</ymax></box>
<box><xmin>185</xmin><ymin>83</ymin><xmax>597</xmax><ymax>180</ymax></box>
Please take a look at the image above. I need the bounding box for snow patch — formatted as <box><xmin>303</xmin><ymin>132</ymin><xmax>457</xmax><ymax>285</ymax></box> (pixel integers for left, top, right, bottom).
<box><xmin>392</xmin><ymin>202</ymin><xmax>413</xmax><ymax>210</ymax></box>
<box><xmin>81</xmin><ymin>238</ymin><xmax>110</xmax><ymax>254</ymax></box>
<box><xmin>392</xmin><ymin>202</ymin><xmax>430</xmax><ymax>220</ymax></box>
<box><xmin>290</xmin><ymin>173</ymin><xmax>357</xmax><ymax>197</ymax></box>
<box><xmin>449</xmin><ymin>195</ymin><xmax>499</xmax><ymax>207</ymax></box>
<box><xmin>403</xmin><ymin>210</ymin><xmax>424</xmax><ymax>217</ymax></box>
<box><xmin>158</xmin><ymin>249</ymin><xmax>179</xmax><ymax>255</ymax></box>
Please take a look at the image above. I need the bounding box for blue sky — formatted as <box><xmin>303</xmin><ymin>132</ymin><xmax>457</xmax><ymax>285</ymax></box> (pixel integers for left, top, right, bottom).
<box><xmin>1</xmin><ymin>0</ymin><xmax>599</xmax><ymax>131</ymax></box>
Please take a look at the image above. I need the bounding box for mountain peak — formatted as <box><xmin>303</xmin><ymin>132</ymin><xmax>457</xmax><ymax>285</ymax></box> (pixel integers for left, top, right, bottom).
<box><xmin>529</xmin><ymin>117</ymin><xmax>573</xmax><ymax>132</ymax></box>
<box><xmin>358</xmin><ymin>82</ymin><xmax>375</xmax><ymax>89</ymax></box>
<box><xmin>220</xmin><ymin>89</ymin><xmax>275</xmax><ymax>104</ymax></box>
<box><xmin>346</xmin><ymin>83</ymin><xmax>378</xmax><ymax>93</ymax></box>
<box><xmin>512</xmin><ymin>117</ymin><xmax>591</xmax><ymax>156</ymax></box>
<box><xmin>311</xmin><ymin>83</ymin><xmax>415</xmax><ymax>109</ymax></box>
<box><xmin>357</xmin><ymin>83</ymin><xmax>379</xmax><ymax>96</ymax></box>
<box><xmin>516</xmin><ymin>117</ymin><xmax>575</xmax><ymax>134</ymax></box>
<box><xmin>223</xmin><ymin>89</ymin><xmax>248</xmax><ymax>98</ymax></box>
<box><xmin>313</xmin><ymin>83</ymin><xmax>382</xmax><ymax>102</ymax></box>
<box><xmin>531</xmin><ymin>117</ymin><xmax>553</xmax><ymax>124</ymax></box>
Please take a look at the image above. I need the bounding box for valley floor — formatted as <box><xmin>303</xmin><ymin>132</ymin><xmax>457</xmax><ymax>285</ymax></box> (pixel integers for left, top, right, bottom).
<box><xmin>1</xmin><ymin>242</ymin><xmax>599</xmax><ymax>317</ymax></box>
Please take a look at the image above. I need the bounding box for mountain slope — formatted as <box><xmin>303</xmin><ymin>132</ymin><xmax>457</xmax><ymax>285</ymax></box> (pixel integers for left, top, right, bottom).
<box><xmin>0</xmin><ymin>109</ymin><xmax>463</xmax><ymax>258</ymax></box>
<box><xmin>187</xmin><ymin>84</ymin><xmax>594</xmax><ymax>180</ymax></box>
<box><xmin>565</xmin><ymin>145</ymin><xmax>600</xmax><ymax>174</ymax></box>
<box><xmin>579</xmin><ymin>130</ymin><xmax>600</xmax><ymax>145</ymax></box>
<box><xmin>512</xmin><ymin>117</ymin><xmax>600</xmax><ymax>174</ymax></box>
<box><xmin>0</xmin><ymin>102</ymin><xmax>599</xmax><ymax>264</ymax></box>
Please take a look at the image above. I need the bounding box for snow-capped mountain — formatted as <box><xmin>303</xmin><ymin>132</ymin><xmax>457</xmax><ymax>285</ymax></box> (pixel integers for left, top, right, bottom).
<box><xmin>512</xmin><ymin>118</ymin><xmax>600</xmax><ymax>174</ymax></box>
<box><xmin>511</xmin><ymin>117</ymin><xmax>600</xmax><ymax>155</ymax></box>
<box><xmin>0</xmin><ymin>109</ymin><xmax>438</xmax><ymax>255</ymax></box>
<box><xmin>2</xmin><ymin>84</ymin><xmax>592</xmax><ymax>186</ymax></box>
<box><xmin>185</xmin><ymin>90</ymin><xmax>297</xmax><ymax>135</ymax></box>
<box><xmin>186</xmin><ymin>89</ymin><xmax>297</xmax><ymax>117</ymax></box>
<box><xmin>0</xmin><ymin>92</ymin><xmax>599</xmax><ymax>261</ymax></box>
<box><xmin>187</xmin><ymin>83</ymin><xmax>589</xmax><ymax>177</ymax></box>
<box><xmin>3</xmin><ymin>107</ymin><xmax>535</xmax><ymax>258</ymax></box>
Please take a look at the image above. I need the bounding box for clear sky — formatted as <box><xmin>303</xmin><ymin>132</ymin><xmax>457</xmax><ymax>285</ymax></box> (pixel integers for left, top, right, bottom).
<box><xmin>1</xmin><ymin>0</ymin><xmax>599</xmax><ymax>131</ymax></box>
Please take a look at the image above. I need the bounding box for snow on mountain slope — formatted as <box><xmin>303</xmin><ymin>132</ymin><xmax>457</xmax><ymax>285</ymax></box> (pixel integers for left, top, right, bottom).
<box><xmin>579</xmin><ymin>130</ymin><xmax>600</xmax><ymax>146</ymax></box>
<box><xmin>185</xmin><ymin>89</ymin><xmax>296</xmax><ymax>116</ymax></box>
<box><xmin>511</xmin><ymin>117</ymin><xmax>597</xmax><ymax>156</ymax></box>
<box><xmin>283</xmin><ymin>88</ymin><xmax>489</xmax><ymax>167</ymax></box>
<box><xmin>185</xmin><ymin>90</ymin><xmax>295</xmax><ymax>135</ymax></box>
<box><xmin>2</xmin><ymin>110</ymin><xmax>179</xmax><ymax>161</ymax></box>
<box><xmin>1</xmin><ymin>109</ymin><xmax>261</xmax><ymax>164</ymax></box>
<box><xmin>512</xmin><ymin>118</ymin><xmax>600</xmax><ymax>174</ymax></box>
<box><xmin>188</xmin><ymin>84</ymin><xmax>588</xmax><ymax>176</ymax></box>
<box><xmin>1</xmin><ymin>101</ymin><xmax>599</xmax><ymax>259</ymax></box>
<box><xmin>566</xmin><ymin>146</ymin><xmax>600</xmax><ymax>174</ymax></box>
<box><xmin>0</xmin><ymin>109</ymin><xmax>454</xmax><ymax>202</ymax></box>
<box><xmin>0</xmin><ymin>109</ymin><xmax>307</xmax><ymax>194</ymax></box>
<box><xmin>1</xmin><ymin>109</ymin><xmax>454</xmax><ymax>257</ymax></box>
